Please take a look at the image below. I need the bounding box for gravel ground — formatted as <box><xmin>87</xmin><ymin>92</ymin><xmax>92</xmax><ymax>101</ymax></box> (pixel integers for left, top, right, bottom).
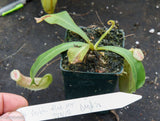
<box><xmin>0</xmin><ymin>0</ymin><xmax>160</xmax><ymax>121</ymax></box>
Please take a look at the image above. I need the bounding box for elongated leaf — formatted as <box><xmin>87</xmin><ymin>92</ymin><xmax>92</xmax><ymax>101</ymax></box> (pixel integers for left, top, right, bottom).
<box><xmin>134</xmin><ymin>60</ymin><xmax>145</xmax><ymax>89</ymax></box>
<box><xmin>97</xmin><ymin>46</ymin><xmax>145</xmax><ymax>93</ymax></box>
<box><xmin>30</xmin><ymin>42</ymin><xmax>86</xmax><ymax>82</ymax></box>
<box><xmin>67</xmin><ymin>44</ymin><xmax>90</xmax><ymax>64</ymax></box>
<box><xmin>35</xmin><ymin>11</ymin><xmax>93</xmax><ymax>47</ymax></box>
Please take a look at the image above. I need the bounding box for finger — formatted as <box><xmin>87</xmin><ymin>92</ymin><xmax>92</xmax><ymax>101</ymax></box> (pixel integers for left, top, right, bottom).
<box><xmin>0</xmin><ymin>111</ymin><xmax>25</xmax><ymax>121</ymax></box>
<box><xmin>0</xmin><ymin>93</ymin><xmax>28</xmax><ymax>115</ymax></box>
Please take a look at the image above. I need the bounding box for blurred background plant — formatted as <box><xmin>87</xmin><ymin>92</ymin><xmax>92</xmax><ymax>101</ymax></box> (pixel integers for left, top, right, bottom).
<box><xmin>41</xmin><ymin>0</ymin><xmax>57</xmax><ymax>14</ymax></box>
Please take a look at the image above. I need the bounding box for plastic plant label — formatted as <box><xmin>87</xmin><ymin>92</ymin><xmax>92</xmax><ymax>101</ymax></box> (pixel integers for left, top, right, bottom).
<box><xmin>17</xmin><ymin>92</ymin><xmax>142</xmax><ymax>121</ymax></box>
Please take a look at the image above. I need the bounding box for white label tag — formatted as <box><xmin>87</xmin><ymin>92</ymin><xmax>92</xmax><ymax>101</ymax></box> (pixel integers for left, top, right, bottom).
<box><xmin>17</xmin><ymin>92</ymin><xmax>142</xmax><ymax>121</ymax></box>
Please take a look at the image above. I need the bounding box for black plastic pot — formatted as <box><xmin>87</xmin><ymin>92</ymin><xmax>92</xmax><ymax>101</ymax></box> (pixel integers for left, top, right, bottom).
<box><xmin>60</xmin><ymin>27</ymin><xmax>125</xmax><ymax>99</ymax></box>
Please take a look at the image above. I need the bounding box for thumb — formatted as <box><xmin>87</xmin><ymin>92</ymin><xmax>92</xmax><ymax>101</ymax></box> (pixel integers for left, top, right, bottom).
<box><xmin>0</xmin><ymin>111</ymin><xmax>25</xmax><ymax>121</ymax></box>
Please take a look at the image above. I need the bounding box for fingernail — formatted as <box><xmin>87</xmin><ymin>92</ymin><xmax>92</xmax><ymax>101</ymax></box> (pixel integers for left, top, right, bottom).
<box><xmin>8</xmin><ymin>111</ymin><xmax>25</xmax><ymax>121</ymax></box>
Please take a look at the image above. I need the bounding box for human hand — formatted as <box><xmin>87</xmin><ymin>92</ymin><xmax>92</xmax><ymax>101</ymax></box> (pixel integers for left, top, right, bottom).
<box><xmin>0</xmin><ymin>93</ymin><xmax>28</xmax><ymax>121</ymax></box>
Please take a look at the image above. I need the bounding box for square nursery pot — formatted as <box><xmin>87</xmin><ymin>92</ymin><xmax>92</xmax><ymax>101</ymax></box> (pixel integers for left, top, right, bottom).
<box><xmin>60</xmin><ymin>26</ymin><xmax>125</xmax><ymax>100</ymax></box>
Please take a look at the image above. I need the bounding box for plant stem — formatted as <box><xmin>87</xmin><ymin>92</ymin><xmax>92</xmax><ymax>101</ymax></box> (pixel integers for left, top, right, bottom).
<box><xmin>88</xmin><ymin>42</ymin><xmax>94</xmax><ymax>50</ymax></box>
<box><xmin>94</xmin><ymin>20</ymin><xmax>115</xmax><ymax>50</ymax></box>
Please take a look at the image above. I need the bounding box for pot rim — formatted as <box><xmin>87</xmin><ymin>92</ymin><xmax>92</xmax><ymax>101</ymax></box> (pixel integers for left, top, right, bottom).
<box><xmin>60</xmin><ymin>58</ymin><xmax>124</xmax><ymax>75</ymax></box>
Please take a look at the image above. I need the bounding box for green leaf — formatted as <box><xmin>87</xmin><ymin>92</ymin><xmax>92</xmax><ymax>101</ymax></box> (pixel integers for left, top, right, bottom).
<box><xmin>35</xmin><ymin>11</ymin><xmax>94</xmax><ymax>49</ymax></box>
<box><xmin>97</xmin><ymin>46</ymin><xmax>145</xmax><ymax>93</ymax></box>
<box><xmin>135</xmin><ymin>60</ymin><xmax>145</xmax><ymax>89</ymax></box>
<box><xmin>30</xmin><ymin>42</ymin><xmax>86</xmax><ymax>82</ymax></box>
<box><xmin>67</xmin><ymin>44</ymin><xmax>90</xmax><ymax>64</ymax></box>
